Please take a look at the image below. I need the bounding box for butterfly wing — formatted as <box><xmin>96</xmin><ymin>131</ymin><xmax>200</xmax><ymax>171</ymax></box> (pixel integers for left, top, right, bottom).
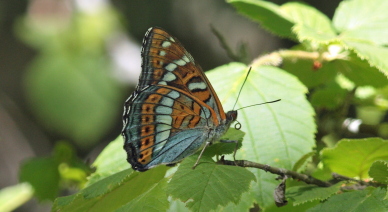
<box><xmin>138</xmin><ymin>27</ymin><xmax>226</xmax><ymax>123</ymax></box>
<box><xmin>123</xmin><ymin>27</ymin><xmax>232</xmax><ymax>171</ymax></box>
<box><xmin>123</xmin><ymin>85</ymin><xmax>214</xmax><ymax>171</ymax></box>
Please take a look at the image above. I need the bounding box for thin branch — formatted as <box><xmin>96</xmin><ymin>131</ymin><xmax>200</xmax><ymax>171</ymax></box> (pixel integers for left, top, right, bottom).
<box><xmin>332</xmin><ymin>173</ymin><xmax>383</xmax><ymax>187</ymax></box>
<box><xmin>250</xmin><ymin>49</ymin><xmax>348</xmax><ymax>67</ymax></box>
<box><xmin>221</xmin><ymin>159</ymin><xmax>332</xmax><ymax>187</ymax></box>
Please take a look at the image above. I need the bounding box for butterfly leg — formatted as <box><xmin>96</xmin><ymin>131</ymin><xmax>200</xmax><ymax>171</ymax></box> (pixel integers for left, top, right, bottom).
<box><xmin>220</xmin><ymin>140</ymin><xmax>239</xmax><ymax>166</ymax></box>
<box><xmin>192</xmin><ymin>141</ymin><xmax>211</xmax><ymax>169</ymax></box>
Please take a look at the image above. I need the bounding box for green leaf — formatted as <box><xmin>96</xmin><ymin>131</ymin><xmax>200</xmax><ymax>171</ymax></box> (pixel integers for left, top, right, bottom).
<box><xmin>167</xmin><ymin>199</ymin><xmax>189</xmax><ymax>212</ymax></box>
<box><xmin>227</xmin><ymin>0</ymin><xmax>295</xmax><ymax>39</ymax></box>
<box><xmin>308</xmin><ymin>187</ymin><xmax>388</xmax><ymax>212</ymax></box>
<box><xmin>206</xmin><ymin>128</ymin><xmax>245</xmax><ymax>156</ymax></box>
<box><xmin>310</xmin><ymin>81</ymin><xmax>347</xmax><ymax>109</ymax></box>
<box><xmin>369</xmin><ymin>160</ymin><xmax>388</xmax><ymax>184</ymax></box>
<box><xmin>265</xmin><ymin>200</ymin><xmax>320</xmax><ymax>212</ymax></box>
<box><xmin>116</xmin><ymin>179</ymin><xmax>169</xmax><ymax>212</ymax></box>
<box><xmin>287</xmin><ymin>183</ymin><xmax>342</xmax><ymax>205</ymax></box>
<box><xmin>281</xmin><ymin>2</ymin><xmax>336</xmax><ymax>43</ymax></box>
<box><xmin>53</xmin><ymin>167</ymin><xmax>168</xmax><ymax>212</ymax></box>
<box><xmin>0</xmin><ymin>183</ymin><xmax>34</xmax><ymax>212</ymax></box>
<box><xmin>342</xmin><ymin>40</ymin><xmax>388</xmax><ymax>77</ymax></box>
<box><xmin>292</xmin><ymin>152</ymin><xmax>315</xmax><ymax>172</ymax></box>
<box><xmin>86</xmin><ymin>137</ymin><xmax>130</xmax><ymax>186</ymax></box>
<box><xmin>19</xmin><ymin>157</ymin><xmax>60</xmax><ymax>201</ymax></box>
<box><xmin>228</xmin><ymin>1</ymin><xmax>337</xmax><ymax>43</ymax></box>
<box><xmin>336</xmin><ymin>52</ymin><xmax>388</xmax><ymax>88</ymax></box>
<box><xmin>321</xmin><ymin>138</ymin><xmax>388</xmax><ymax>178</ymax></box>
<box><xmin>282</xmin><ymin>58</ymin><xmax>337</xmax><ymax>88</ymax></box>
<box><xmin>167</xmin><ymin>155</ymin><xmax>256</xmax><ymax>212</ymax></box>
<box><xmin>207</xmin><ymin>63</ymin><xmax>316</xmax><ymax>208</ymax></box>
<box><xmin>219</xmin><ymin>191</ymin><xmax>255</xmax><ymax>211</ymax></box>
<box><xmin>333</xmin><ymin>0</ymin><xmax>388</xmax><ymax>45</ymax></box>
<box><xmin>54</xmin><ymin>142</ymin><xmax>92</xmax><ymax>187</ymax></box>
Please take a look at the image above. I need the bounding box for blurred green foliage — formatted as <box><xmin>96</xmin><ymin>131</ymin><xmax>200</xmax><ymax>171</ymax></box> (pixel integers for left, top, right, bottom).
<box><xmin>17</xmin><ymin>7</ymin><xmax>124</xmax><ymax>149</ymax></box>
<box><xmin>19</xmin><ymin>141</ymin><xmax>92</xmax><ymax>201</ymax></box>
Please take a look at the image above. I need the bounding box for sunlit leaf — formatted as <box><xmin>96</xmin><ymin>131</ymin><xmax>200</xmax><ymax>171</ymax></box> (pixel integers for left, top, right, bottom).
<box><xmin>207</xmin><ymin>62</ymin><xmax>316</xmax><ymax>208</ymax></box>
<box><xmin>227</xmin><ymin>0</ymin><xmax>295</xmax><ymax>39</ymax></box>
<box><xmin>308</xmin><ymin>187</ymin><xmax>388</xmax><ymax>212</ymax></box>
<box><xmin>321</xmin><ymin>138</ymin><xmax>388</xmax><ymax>178</ymax></box>
<box><xmin>333</xmin><ymin>0</ymin><xmax>388</xmax><ymax>45</ymax></box>
<box><xmin>53</xmin><ymin>167</ymin><xmax>168</xmax><ymax>212</ymax></box>
<box><xmin>86</xmin><ymin>137</ymin><xmax>130</xmax><ymax>186</ymax></box>
<box><xmin>369</xmin><ymin>160</ymin><xmax>388</xmax><ymax>184</ymax></box>
<box><xmin>286</xmin><ymin>183</ymin><xmax>342</xmax><ymax>205</ymax></box>
<box><xmin>167</xmin><ymin>155</ymin><xmax>255</xmax><ymax>212</ymax></box>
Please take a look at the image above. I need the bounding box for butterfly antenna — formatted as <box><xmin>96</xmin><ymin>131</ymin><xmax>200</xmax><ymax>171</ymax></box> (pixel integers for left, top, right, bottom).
<box><xmin>232</xmin><ymin>67</ymin><xmax>252</xmax><ymax>110</ymax></box>
<box><xmin>236</xmin><ymin>99</ymin><xmax>281</xmax><ymax>111</ymax></box>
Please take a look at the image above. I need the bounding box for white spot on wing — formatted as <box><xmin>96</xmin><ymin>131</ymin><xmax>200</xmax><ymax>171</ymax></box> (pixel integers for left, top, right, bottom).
<box><xmin>158</xmin><ymin>81</ymin><xmax>167</xmax><ymax>85</ymax></box>
<box><xmin>156</xmin><ymin>115</ymin><xmax>172</xmax><ymax>125</ymax></box>
<box><xmin>162</xmin><ymin>96</ymin><xmax>174</xmax><ymax>107</ymax></box>
<box><xmin>175</xmin><ymin>59</ymin><xmax>186</xmax><ymax>66</ymax></box>
<box><xmin>182</xmin><ymin>55</ymin><xmax>190</xmax><ymax>63</ymax></box>
<box><xmin>165</xmin><ymin>63</ymin><xmax>177</xmax><ymax>72</ymax></box>
<box><xmin>157</xmin><ymin>124</ymin><xmax>172</xmax><ymax>132</ymax></box>
<box><xmin>188</xmin><ymin>82</ymin><xmax>207</xmax><ymax>91</ymax></box>
<box><xmin>163</xmin><ymin>72</ymin><xmax>176</xmax><ymax>82</ymax></box>
<box><xmin>156</xmin><ymin>105</ymin><xmax>173</xmax><ymax>114</ymax></box>
<box><xmin>162</xmin><ymin>41</ymin><xmax>171</xmax><ymax>48</ymax></box>
<box><xmin>167</xmin><ymin>90</ymin><xmax>180</xmax><ymax>99</ymax></box>
<box><xmin>159</xmin><ymin>50</ymin><xmax>166</xmax><ymax>56</ymax></box>
<box><xmin>154</xmin><ymin>124</ymin><xmax>171</xmax><ymax>152</ymax></box>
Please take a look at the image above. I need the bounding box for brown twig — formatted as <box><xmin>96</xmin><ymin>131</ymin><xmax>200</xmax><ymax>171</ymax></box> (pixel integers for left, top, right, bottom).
<box><xmin>221</xmin><ymin>159</ymin><xmax>332</xmax><ymax>187</ymax></box>
<box><xmin>332</xmin><ymin>173</ymin><xmax>383</xmax><ymax>188</ymax></box>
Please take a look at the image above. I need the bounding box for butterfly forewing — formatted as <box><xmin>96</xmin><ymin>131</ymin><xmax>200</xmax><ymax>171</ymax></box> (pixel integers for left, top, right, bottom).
<box><xmin>139</xmin><ymin>27</ymin><xmax>225</xmax><ymax>122</ymax></box>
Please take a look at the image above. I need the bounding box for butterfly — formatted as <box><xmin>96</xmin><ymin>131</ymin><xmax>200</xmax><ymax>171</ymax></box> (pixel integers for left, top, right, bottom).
<box><xmin>122</xmin><ymin>27</ymin><xmax>237</xmax><ymax>171</ymax></box>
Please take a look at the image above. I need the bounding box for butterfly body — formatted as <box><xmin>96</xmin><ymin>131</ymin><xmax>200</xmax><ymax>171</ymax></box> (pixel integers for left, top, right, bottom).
<box><xmin>122</xmin><ymin>27</ymin><xmax>237</xmax><ymax>171</ymax></box>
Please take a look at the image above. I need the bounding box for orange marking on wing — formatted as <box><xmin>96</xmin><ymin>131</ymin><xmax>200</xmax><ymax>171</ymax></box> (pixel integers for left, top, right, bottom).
<box><xmin>188</xmin><ymin>102</ymin><xmax>201</xmax><ymax>128</ymax></box>
<box><xmin>152</xmin><ymin>28</ymin><xmax>170</xmax><ymax>40</ymax></box>
<box><xmin>141</xmin><ymin>125</ymin><xmax>154</xmax><ymax>137</ymax></box>
<box><xmin>190</xmin><ymin>89</ymin><xmax>211</xmax><ymax>104</ymax></box>
<box><xmin>171</xmin><ymin>102</ymin><xmax>190</xmax><ymax>129</ymax></box>
<box><xmin>159</xmin><ymin>85</ymin><xmax>221</xmax><ymax>126</ymax></box>
<box><xmin>152</xmin><ymin>69</ymin><xmax>164</xmax><ymax>82</ymax></box>
<box><xmin>156</xmin><ymin>87</ymin><xmax>170</xmax><ymax>95</ymax></box>
<box><xmin>151</xmin><ymin>58</ymin><xmax>164</xmax><ymax>69</ymax></box>
<box><xmin>146</xmin><ymin>93</ymin><xmax>162</xmax><ymax>103</ymax></box>
<box><xmin>142</xmin><ymin>104</ymin><xmax>154</xmax><ymax>114</ymax></box>
<box><xmin>138</xmin><ymin>135</ymin><xmax>155</xmax><ymax>164</ymax></box>
<box><xmin>179</xmin><ymin>63</ymin><xmax>198</xmax><ymax>81</ymax></box>
<box><xmin>141</xmin><ymin>115</ymin><xmax>153</xmax><ymax>124</ymax></box>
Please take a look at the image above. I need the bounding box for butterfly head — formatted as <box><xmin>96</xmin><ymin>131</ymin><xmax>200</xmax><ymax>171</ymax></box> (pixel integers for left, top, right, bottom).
<box><xmin>226</xmin><ymin>110</ymin><xmax>237</xmax><ymax>123</ymax></box>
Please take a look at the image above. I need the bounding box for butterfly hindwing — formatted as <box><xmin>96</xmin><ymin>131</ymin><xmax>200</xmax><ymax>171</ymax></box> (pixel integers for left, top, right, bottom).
<box><xmin>124</xmin><ymin>85</ymin><xmax>214</xmax><ymax>171</ymax></box>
